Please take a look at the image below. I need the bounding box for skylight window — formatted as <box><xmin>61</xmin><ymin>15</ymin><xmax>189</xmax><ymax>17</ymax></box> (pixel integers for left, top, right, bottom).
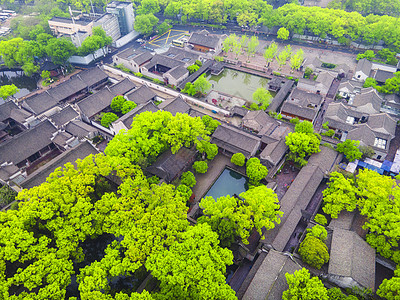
<box><xmin>374</xmin><ymin>138</ymin><xmax>387</xmax><ymax>149</ymax></box>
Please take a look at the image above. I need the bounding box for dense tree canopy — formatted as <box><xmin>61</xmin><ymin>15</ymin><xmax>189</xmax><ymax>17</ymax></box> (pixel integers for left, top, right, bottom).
<box><xmin>283</xmin><ymin>268</ymin><xmax>329</xmax><ymax>300</ymax></box>
<box><xmin>0</xmin><ymin>109</ymin><xmax>237</xmax><ymax>299</ymax></box>
<box><xmin>336</xmin><ymin>139</ymin><xmax>362</xmax><ymax>162</ymax></box>
<box><xmin>199</xmin><ymin>185</ymin><xmax>282</xmax><ymax>246</ymax></box>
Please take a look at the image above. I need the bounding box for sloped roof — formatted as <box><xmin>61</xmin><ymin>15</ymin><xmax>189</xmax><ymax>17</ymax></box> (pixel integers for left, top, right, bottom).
<box><xmin>65</xmin><ymin>120</ymin><xmax>98</xmax><ymax>138</ymax></box>
<box><xmin>260</xmin><ymin>137</ymin><xmax>289</xmax><ymax>167</ymax></box>
<box><xmin>126</xmin><ymin>85</ymin><xmax>157</xmax><ymax>104</ymax></box>
<box><xmin>0</xmin><ymin>120</ymin><xmax>57</xmax><ymax>165</ymax></box>
<box><xmin>167</xmin><ymin>65</ymin><xmax>188</xmax><ymax>80</ymax></box>
<box><xmin>0</xmin><ymin>101</ymin><xmax>31</xmax><ymax>123</ymax></box>
<box><xmin>338</xmin><ymin>80</ymin><xmax>363</xmax><ymax>93</ymax></box>
<box><xmin>323</xmin><ymin>102</ymin><xmax>362</xmax><ymax>132</ymax></box>
<box><xmin>281</xmin><ymin>102</ymin><xmax>318</xmax><ymax>121</ymax></box>
<box><xmin>347</xmin><ymin>124</ymin><xmax>391</xmax><ymax>151</ymax></box>
<box><xmin>242</xmin><ymin>110</ymin><xmax>277</xmax><ymax>133</ymax></box>
<box><xmin>329</xmin><ymin>228</ymin><xmax>375</xmax><ymax>290</ymax></box>
<box><xmin>188</xmin><ymin>32</ymin><xmax>220</xmax><ymax>49</ymax></box>
<box><xmin>263</xmin><ymin>147</ymin><xmax>341</xmax><ymax>251</ymax></box>
<box><xmin>143</xmin><ymin>54</ymin><xmax>183</xmax><ymax>71</ymax></box>
<box><xmin>268</xmin><ymin>80</ymin><xmax>294</xmax><ymax>112</ymax></box>
<box><xmin>367</xmin><ymin>113</ymin><xmax>396</xmax><ymax>137</ymax></box>
<box><xmin>316</xmin><ymin>71</ymin><xmax>336</xmax><ymax>89</ymax></box>
<box><xmin>22</xmin><ymin>92</ymin><xmax>59</xmax><ymax>115</ymax></box>
<box><xmin>163</xmin><ymin>47</ymin><xmax>199</xmax><ymax>63</ymax></box>
<box><xmin>21</xmin><ymin>141</ymin><xmax>99</xmax><ymax>189</ymax></box>
<box><xmin>76</xmin><ymin>88</ymin><xmax>114</xmax><ymax>118</ymax></box>
<box><xmin>158</xmin><ymin>96</ymin><xmax>190</xmax><ymax>116</ymax></box>
<box><xmin>231</xmin><ymin>106</ymin><xmax>248</xmax><ymax>117</ymax></box>
<box><xmin>352</xmin><ymin>89</ymin><xmax>383</xmax><ymax>114</ymax></box>
<box><xmin>355</xmin><ymin>58</ymin><xmax>372</xmax><ymax>76</ymax></box>
<box><xmin>76</xmin><ymin>67</ymin><xmax>108</xmax><ymax>88</ymax></box>
<box><xmin>109</xmin><ymin>78</ymin><xmax>136</xmax><ymax>96</ymax></box>
<box><xmin>289</xmin><ymin>88</ymin><xmax>323</xmax><ymax>106</ymax></box>
<box><xmin>47</xmin><ymin>76</ymin><xmax>87</xmax><ymax>102</ymax></box>
<box><xmin>115</xmin><ymin>48</ymin><xmax>153</xmax><ymax>65</ymax></box>
<box><xmin>242</xmin><ymin>250</ymin><xmax>302</xmax><ymax>300</ymax></box>
<box><xmin>120</xmin><ymin>101</ymin><xmax>159</xmax><ymax>129</ymax></box>
<box><xmin>147</xmin><ymin>147</ymin><xmax>196</xmax><ymax>183</ymax></box>
<box><xmin>49</xmin><ymin>106</ymin><xmax>79</xmax><ymax>127</ymax></box>
<box><xmin>211</xmin><ymin>124</ymin><xmax>261</xmax><ymax>158</ymax></box>
<box><xmin>374</xmin><ymin>69</ymin><xmax>394</xmax><ymax>83</ymax></box>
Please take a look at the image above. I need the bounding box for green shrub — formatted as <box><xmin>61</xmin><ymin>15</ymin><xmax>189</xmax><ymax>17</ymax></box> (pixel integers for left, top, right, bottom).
<box><xmin>298</xmin><ymin>235</ymin><xmax>329</xmax><ymax>269</ymax></box>
<box><xmin>101</xmin><ymin>112</ymin><xmax>118</xmax><ymax>127</ymax></box>
<box><xmin>193</xmin><ymin>161</ymin><xmax>208</xmax><ymax>173</ymax></box>
<box><xmin>152</xmin><ymin>78</ymin><xmax>163</xmax><ymax>85</ymax></box>
<box><xmin>195</xmin><ymin>59</ymin><xmax>202</xmax><ymax>66</ymax></box>
<box><xmin>181</xmin><ymin>171</ymin><xmax>196</xmax><ymax>188</ymax></box>
<box><xmin>121</xmin><ymin>101</ymin><xmax>137</xmax><ymax>114</ymax></box>
<box><xmin>314</xmin><ymin>214</ymin><xmax>328</xmax><ymax>226</ymax></box>
<box><xmin>111</xmin><ymin>95</ymin><xmax>126</xmax><ymax>113</ymax></box>
<box><xmin>134</xmin><ymin>72</ymin><xmax>143</xmax><ymax>78</ymax></box>
<box><xmin>214</xmin><ymin>56</ymin><xmax>224</xmax><ymax>62</ymax></box>
<box><xmin>231</xmin><ymin>153</ymin><xmax>245</xmax><ymax>167</ymax></box>
<box><xmin>290</xmin><ymin>118</ymin><xmax>300</xmax><ymax>125</ymax></box>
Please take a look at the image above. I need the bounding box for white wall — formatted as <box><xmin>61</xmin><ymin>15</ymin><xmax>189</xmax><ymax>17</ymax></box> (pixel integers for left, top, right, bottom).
<box><xmin>113</xmin><ymin>31</ymin><xmax>140</xmax><ymax>48</ymax></box>
<box><xmin>69</xmin><ymin>47</ymin><xmax>108</xmax><ymax>65</ymax></box>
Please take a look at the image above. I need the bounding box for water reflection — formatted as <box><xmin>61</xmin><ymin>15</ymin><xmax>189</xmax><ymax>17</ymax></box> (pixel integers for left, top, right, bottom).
<box><xmin>0</xmin><ymin>70</ymin><xmax>39</xmax><ymax>98</ymax></box>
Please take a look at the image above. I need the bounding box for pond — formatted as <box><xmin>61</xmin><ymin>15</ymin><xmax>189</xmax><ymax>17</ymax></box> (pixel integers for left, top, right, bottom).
<box><xmin>205</xmin><ymin>68</ymin><xmax>274</xmax><ymax>102</ymax></box>
<box><xmin>0</xmin><ymin>70</ymin><xmax>39</xmax><ymax>98</ymax></box>
<box><xmin>205</xmin><ymin>167</ymin><xmax>249</xmax><ymax>199</ymax></box>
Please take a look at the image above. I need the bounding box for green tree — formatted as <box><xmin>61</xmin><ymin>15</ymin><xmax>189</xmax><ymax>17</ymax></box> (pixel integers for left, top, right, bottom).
<box><xmin>46</xmin><ymin>38</ymin><xmax>76</xmax><ymax>66</ymax></box>
<box><xmin>304</xmin><ymin>67</ymin><xmax>313</xmax><ymax>79</ymax></box>
<box><xmin>306</xmin><ymin>224</ymin><xmax>328</xmax><ymax>241</ymax></box>
<box><xmin>322</xmin><ymin>172</ymin><xmax>358</xmax><ymax>218</ymax></box>
<box><xmin>314</xmin><ymin>214</ymin><xmax>327</xmax><ymax>226</ymax></box>
<box><xmin>276</xmin><ymin>45</ymin><xmax>292</xmax><ymax>68</ymax></box>
<box><xmin>290</xmin><ymin>48</ymin><xmax>304</xmax><ymax>70</ymax></box>
<box><xmin>157</xmin><ymin>21</ymin><xmax>170</xmax><ymax>35</ymax></box>
<box><xmin>336</xmin><ymin>140</ymin><xmax>362</xmax><ymax>162</ymax></box>
<box><xmin>285</xmin><ymin>132</ymin><xmax>321</xmax><ymax>165</ymax></box>
<box><xmin>121</xmin><ymin>101</ymin><xmax>137</xmax><ymax>114</ymax></box>
<box><xmin>357</xmin><ymin>50</ymin><xmax>375</xmax><ymax>61</ymax></box>
<box><xmin>134</xmin><ymin>14</ymin><xmax>159</xmax><ymax>36</ymax></box>
<box><xmin>283</xmin><ymin>268</ymin><xmax>329</xmax><ymax>300</ymax></box>
<box><xmin>194</xmin><ymin>74</ymin><xmax>211</xmax><ymax>95</ymax></box>
<box><xmin>246</xmin><ymin>36</ymin><xmax>259</xmax><ymax>61</ymax></box>
<box><xmin>377</xmin><ymin>268</ymin><xmax>400</xmax><ymax>300</ymax></box>
<box><xmin>101</xmin><ymin>112</ymin><xmax>119</xmax><ymax>127</ymax></box>
<box><xmin>181</xmin><ymin>82</ymin><xmax>197</xmax><ymax>96</ymax></box>
<box><xmin>264</xmin><ymin>41</ymin><xmax>278</xmax><ymax>65</ymax></box>
<box><xmin>111</xmin><ymin>95</ymin><xmax>126</xmax><ymax>113</ymax></box>
<box><xmin>0</xmin><ymin>185</ymin><xmax>17</xmax><ymax>207</ymax></box>
<box><xmin>187</xmin><ymin>64</ymin><xmax>200</xmax><ymax>74</ymax></box>
<box><xmin>277</xmin><ymin>27</ymin><xmax>290</xmax><ymax>40</ymax></box>
<box><xmin>298</xmin><ymin>235</ymin><xmax>330</xmax><ymax>269</ymax></box>
<box><xmin>136</xmin><ymin>0</ymin><xmax>161</xmax><ymax>15</ymax></box>
<box><xmin>246</xmin><ymin>157</ymin><xmax>268</xmax><ymax>185</ymax></box>
<box><xmin>0</xmin><ymin>84</ymin><xmax>19</xmax><ymax>100</ymax></box>
<box><xmin>41</xmin><ymin>70</ymin><xmax>50</xmax><ymax>80</ymax></box>
<box><xmin>295</xmin><ymin>120</ymin><xmax>314</xmax><ymax>134</ymax></box>
<box><xmin>363</xmin><ymin>77</ymin><xmax>378</xmax><ymax>89</ymax></box>
<box><xmin>193</xmin><ymin>161</ymin><xmax>208</xmax><ymax>173</ymax></box>
<box><xmin>252</xmin><ymin>87</ymin><xmax>272</xmax><ymax>107</ymax></box>
<box><xmin>180</xmin><ymin>171</ymin><xmax>196</xmax><ymax>188</ymax></box>
<box><xmin>200</xmin><ymin>185</ymin><xmax>282</xmax><ymax>245</ymax></box>
<box><xmin>145</xmin><ymin>223</ymin><xmax>236</xmax><ymax>300</ymax></box>
<box><xmin>201</xmin><ymin>115</ymin><xmax>220</xmax><ymax>134</ymax></box>
<box><xmin>231</xmin><ymin>153</ymin><xmax>246</xmax><ymax>167</ymax></box>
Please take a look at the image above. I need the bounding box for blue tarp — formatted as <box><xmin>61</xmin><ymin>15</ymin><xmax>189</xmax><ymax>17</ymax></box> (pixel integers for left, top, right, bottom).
<box><xmin>358</xmin><ymin>161</ymin><xmax>367</xmax><ymax>168</ymax></box>
<box><xmin>381</xmin><ymin>160</ymin><xmax>393</xmax><ymax>172</ymax></box>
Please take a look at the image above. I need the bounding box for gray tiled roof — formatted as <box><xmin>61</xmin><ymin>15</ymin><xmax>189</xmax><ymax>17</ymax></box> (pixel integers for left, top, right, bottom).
<box><xmin>268</xmin><ymin>80</ymin><xmax>294</xmax><ymax>112</ymax></box>
<box><xmin>355</xmin><ymin>58</ymin><xmax>372</xmax><ymax>76</ymax></box>
<box><xmin>374</xmin><ymin>69</ymin><xmax>394</xmax><ymax>83</ymax></box>
<box><xmin>49</xmin><ymin>106</ymin><xmax>79</xmax><ymax>127</ymax></box>
<box><xmin>21</xmin><ymin>141</ymin><xmax>99</xmax><ymax>189</ymax></box>
<box><xmin>0</xmin><ymin>101</ymin><xmax>31</xmax><ymax>123</ymax></box>
<box><xmin>367</xmin><ymin>113</ymin><xmax>396</xmax><ymax>137</ymax></box>
<box><xmin>65</xmin><ymin>120</ymin><xmax>98</xmax><ymax>138</ymax></box>
<box><xmin>338</xmin><ymin>80</ymin><xmax>363</xmax><ymax>93</ymax></box>
<box><xmin>22</xmin><ymin>92</ymin><xmax>59</xmax><ymax>115</ymax></box>
<box><xmin>126</xmin><ymin>85</ymin><xmax>157</xmax><ymax>104</ymax></box>
<box><xmin>76</xmin><ymin>67</ymin><xmax>108</xmax><ymax>88</ymax></box>
<box><xmin>242</xmin><ymin>250</ymin><xmax>302</xmax><ymax>300</ymax></box>
<box><xmin>158</xmin><ymin>96</ymin><xmax>190</xmax><ymax>116</ymax></box>
<box><xmin>0</xmin><ymin>120</ymin><xmax>57</xmax><ymax>165</ymax></box>
<box><xmin>167</xmin><ymin>66</ymin><xmax>188</xmax><ymax>80</ymax></box>
<box><xmin>231</xmin><ymin>106</ymin><xmax>248</xmax><ymax>117</ymax></box>
<box><xmin>109</xmin><ymin>78</ymin><xmax>136</xmax><ymax>96</ymax></box>
<box><xmin>188</xmin><ymin>32</ymin><xmax>220</xmax><ymax>49</ymax></box>
<box><xmin>120</xmin><ymin>101</ymin><xmax>159</xmax><ymax>129</ymax></box>
<box><xmin>329</xmin><ymin>228</ymin><xmax>375</xmax><ymax>290</ymax></box>
<box><xmin>47</xmin><ymin>76</ymin><xmax>87</xmax><ymax>102</ymax></box>
<box><xmin>323</xmin><ymin>102</ymin><xmax>362</xmax><ymax>132</ymax></box>
<box><xmin>242</xmin><ymin>110</ymin><xmax>277</xmax><ymax>133</ymax></box>
<box><xmin>281</xmin><ymin>102</ymin><xmax>318</xmax><ymax>121</ymax></box>
<box><xmin>352</xmin><ymin>89</ymin><xmax>383</xmax><ymax>114</ymax></box>
<box><xmin>211</xmin><ymin>124</ymin><xmax>261</xmax><ymax>158</ymax></box>
<box><xmin>115</xmin><ymin>48</ymin><xmax>153</xmax><ymax>66</ymax></box>
<box><xmin>76</xmin><ymin>88</ymin><xmax>114</xmax><ymax>118</ymax></box>
<box><xmin>143</xmin><ymin>54</ymin><xmax>183</xmax><ymax>71</ymax></box>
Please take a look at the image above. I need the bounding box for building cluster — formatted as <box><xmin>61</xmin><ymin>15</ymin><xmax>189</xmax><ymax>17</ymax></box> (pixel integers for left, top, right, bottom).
<box><xmin>113</xmin><ymin>30</ymin><xmax>224</xmax><ymax>87</ymax></box>
<box><xmin>48</xmin><ymin>1</ymin><xmax>134</xmax><ymax>47</ymax></box>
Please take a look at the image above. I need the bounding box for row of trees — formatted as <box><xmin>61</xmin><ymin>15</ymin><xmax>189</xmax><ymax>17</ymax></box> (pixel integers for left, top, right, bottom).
<box><xmin>322</xmin><ymin>169</ymin><xmax>400</xmax><ymax>298</ymax></box>
<box><xmin>0</xmin><ymin>27</ymin><xmax>112</xmax><ymax>76</ymax></box>
<box><xmin>131</xmin><ymin>0</ymin><xmax>400</xmax><ymax>51</ymax></box>
<box><xmin>263</xmin><ymin>42</ymin><xmax>305</xmax><ymax>70</ymax></box>
<box><xmin>328</xmin><ymin>0</ymin><xmax>400</xmax><ymax>17</ymax></box>
<box><xmin>222</xmin><ymin>34</ymin><xmax>259</xmax><ymax>62</ymax></box>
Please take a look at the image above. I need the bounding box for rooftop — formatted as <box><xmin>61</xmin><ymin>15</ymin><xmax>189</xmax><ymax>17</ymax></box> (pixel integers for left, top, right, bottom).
<box><xmin>49</xmin><ymin>106</ymin><xmax>79</xmax><ymax>127</ymax></box>
<box><xmin>188</xmin><ymin>32</ymin><xmax>220</xmax><ymax>49</ymax></box>
<box><xmin>126</xmin><ymin>85</ymin><xmax>157</xmax><ymax>104</ymax></box>
<box><xmin>76</xmin><ymin>88</ymin><xmax>114</xmax><ymax>118</ymax></box>
<box><xmin>158</xmin><ymin>96</ymin><xmax>190</xmax><ymax>116</ymax></box>
<box><xmin>22</xmin><ymin>92</ymin><xmax>59</xmax><ymax>115</ymax></box>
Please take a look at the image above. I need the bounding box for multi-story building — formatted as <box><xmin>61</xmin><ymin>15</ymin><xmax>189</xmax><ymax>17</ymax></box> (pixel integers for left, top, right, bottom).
<box><xmin>94</xmin><ymin>13</ymin><xmax>121</xmax><ymax>42</ymax></box>
<box><xmin>48</xmin><ymin>16</ymin><xmax>94</xmax><ymax>36</ymax></box>
<box><xmin>106</xmin><ymin>1</ymin><xmax>134</xmax><ymax>36</ymax></box>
